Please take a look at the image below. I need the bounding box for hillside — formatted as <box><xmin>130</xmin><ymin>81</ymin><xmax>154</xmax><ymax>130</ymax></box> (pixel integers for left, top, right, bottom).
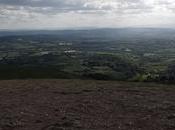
<box><xmin>0</xmin><ymin>79</ymin><xmax>174</xmax><ymax>130</ymax></box>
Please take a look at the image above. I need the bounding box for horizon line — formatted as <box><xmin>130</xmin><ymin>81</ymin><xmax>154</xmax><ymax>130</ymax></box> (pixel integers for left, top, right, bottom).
<box><xmin>1</xmin><ymin>27</ymin><xmax>175</xmax><ymax>31</ymax></box>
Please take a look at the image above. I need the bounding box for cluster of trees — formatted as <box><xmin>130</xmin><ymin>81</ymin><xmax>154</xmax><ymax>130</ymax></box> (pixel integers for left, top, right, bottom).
<box><xmin>82</xmin><ymin>54</ymin><xmax>141</xmax><ymax>80</ymax></box>
<box><xmin>157</xmin><ymin>64</ymin><xmax>175</xmax><ymax>83</ymax></box>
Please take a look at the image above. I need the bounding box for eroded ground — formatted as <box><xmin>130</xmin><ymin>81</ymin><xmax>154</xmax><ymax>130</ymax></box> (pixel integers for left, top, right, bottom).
<box><xmin>0</xmin><ymin>79</ymin><xmax>174</xmax><ymax>130</ymax></box>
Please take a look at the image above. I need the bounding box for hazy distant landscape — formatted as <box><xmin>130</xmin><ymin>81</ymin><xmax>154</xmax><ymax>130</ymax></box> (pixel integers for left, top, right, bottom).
<box><xmin>0</xmin><ymin>28</ymin><xmax>174</xmax><ymax>82</ymax></box>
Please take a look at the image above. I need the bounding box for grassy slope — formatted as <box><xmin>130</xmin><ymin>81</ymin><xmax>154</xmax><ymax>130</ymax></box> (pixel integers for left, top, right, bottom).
<box><xmin>0</xmin><ymin>79</ymin><xmax>174</xmax><ymax>130</ymax></box>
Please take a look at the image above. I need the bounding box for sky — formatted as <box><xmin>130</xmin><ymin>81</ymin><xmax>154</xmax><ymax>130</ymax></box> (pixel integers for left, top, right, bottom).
<box><xmin>0</xmin><ymin>0</ymin><xmax>175</xmax><ymax>29</ymax></box>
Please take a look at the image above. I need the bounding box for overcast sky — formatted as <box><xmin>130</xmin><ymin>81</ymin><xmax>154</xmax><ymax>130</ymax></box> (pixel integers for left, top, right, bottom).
<box><xmin>0</xmin><ymin>0</ymin><xmax>175</xmax><ymax>29</ymax></box>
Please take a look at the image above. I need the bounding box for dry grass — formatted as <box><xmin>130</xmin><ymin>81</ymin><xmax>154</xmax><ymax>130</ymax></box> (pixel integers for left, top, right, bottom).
<box><xmin>0</xmin><ymin>79</ymin><xmax>174</xmax><ymax>130</ymax></box>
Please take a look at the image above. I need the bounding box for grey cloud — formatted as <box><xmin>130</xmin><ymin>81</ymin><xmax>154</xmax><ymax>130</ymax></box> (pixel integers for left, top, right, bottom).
<box><xmin>0</xmin><ymin>0</ymin><xmax>174</xmax><ymax>15</ymax></box>
<box><xmin>155</xmin><ymin>0</ymin><xmax>175</xmax><ymax>13</ymax></box>
<box><xmin>0</xmin><ymin>0</ymin><xmax>175</xmax><ymax>29</ymax></box>
<box><xmin>0</xmin><ymin>0</ymin><xmax>90</xmax><ymax>10</ymax></box>
<box><xmin>0</xmin><ymin>0</ymin><xmax>155</xmax><ymax>15</ymax></box>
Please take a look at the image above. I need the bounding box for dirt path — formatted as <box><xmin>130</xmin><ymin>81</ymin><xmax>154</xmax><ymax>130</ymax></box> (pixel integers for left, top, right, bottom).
<box><xmin>0</xmin><ymin>79</ymin><xmax>174</xmax><ymax>130</ymax></box>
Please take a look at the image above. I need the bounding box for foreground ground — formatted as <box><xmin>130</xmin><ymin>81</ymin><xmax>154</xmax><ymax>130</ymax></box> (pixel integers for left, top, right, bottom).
<box><xmin>0</xmin><ymin>79</ymin><xmax>175</xmax><ymax>130</ymax></box>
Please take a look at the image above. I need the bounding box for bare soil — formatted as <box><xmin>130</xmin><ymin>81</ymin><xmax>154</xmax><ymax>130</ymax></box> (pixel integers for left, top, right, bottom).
<box><xmin>0</xmin><ymin>79</ymin><xmax>175</xmax><ymax>130</ymax></box>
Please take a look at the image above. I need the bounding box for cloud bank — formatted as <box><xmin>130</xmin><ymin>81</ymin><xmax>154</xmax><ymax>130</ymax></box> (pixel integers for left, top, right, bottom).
<box><xmin>0</xmin><ymin>0</ymin><xmax>175</xmax><ymax>29</ymax></box>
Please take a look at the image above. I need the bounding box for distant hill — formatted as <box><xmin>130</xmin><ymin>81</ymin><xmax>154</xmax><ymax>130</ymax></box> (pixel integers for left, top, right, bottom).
<box><xmin>1</xmin><ymin>28</ymin><xmax>175</xmax><ymax>40</ymax></box>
